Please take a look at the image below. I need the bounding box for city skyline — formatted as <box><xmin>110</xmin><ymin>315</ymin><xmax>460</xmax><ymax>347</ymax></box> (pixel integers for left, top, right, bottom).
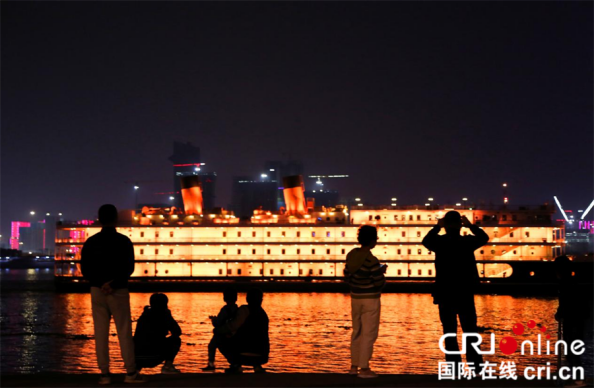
<box><xmin>2</xmin><ymin>2</ymin><xmax>592</xmax><ymax>236</ymax></box>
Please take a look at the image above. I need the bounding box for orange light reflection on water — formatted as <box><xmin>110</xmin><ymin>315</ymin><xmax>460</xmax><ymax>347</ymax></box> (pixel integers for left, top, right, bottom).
<box><xmin>51</xmin><ymin>293</ymin><xmax>561</xmax><ymax>375</ymax></box>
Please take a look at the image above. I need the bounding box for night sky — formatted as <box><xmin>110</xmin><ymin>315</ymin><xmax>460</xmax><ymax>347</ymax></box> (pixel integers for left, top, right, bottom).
<box><xmin>2</xmin><ymin>2</ymin><xmax>592</xmax><ymax>236</ymax></box>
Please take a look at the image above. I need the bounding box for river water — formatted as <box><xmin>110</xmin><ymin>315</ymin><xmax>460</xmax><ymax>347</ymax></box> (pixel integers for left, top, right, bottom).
<box><xmin>1</xmin><ymin>269</ymin><xmax>592</xmax><ymax>376</ymax></box>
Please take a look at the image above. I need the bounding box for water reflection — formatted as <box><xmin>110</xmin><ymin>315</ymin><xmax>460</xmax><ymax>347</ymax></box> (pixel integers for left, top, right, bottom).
<box><xmin>1</xmin><ymin>270</ymin><xmax>591</xmax><ymax>375</ymax></box>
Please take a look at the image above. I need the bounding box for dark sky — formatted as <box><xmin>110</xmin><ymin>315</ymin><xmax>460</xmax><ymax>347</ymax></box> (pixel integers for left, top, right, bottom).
<box><xmin>2</xmin><ymin>2</ymin><xmax>592</xmax><ymax>235</ymax></box>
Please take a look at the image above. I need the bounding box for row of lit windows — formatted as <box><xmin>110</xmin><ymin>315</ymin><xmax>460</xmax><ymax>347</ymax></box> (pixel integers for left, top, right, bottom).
<box><xmin>220</xmin><ymin>268</ymin><xmax>433</xmax><ymax>276</ymax></box>
<box><xmin>368</xmin><ymin>214</ymin><xmax>523</xmax><ymax>222</ymax></box>
<box><xmin>138</xmin><ymin>231</ymin><xmax>351</xmax><ymax>238</ymax></box>
<box><xmin>136</xmin><ymin>230</ymin><xmax>542</xmax><ymax>240</ymax></box>
<box><xmin>137</xmin><ymin>247</ymin><xmax>546</xmax><ymax>256</ymax></box>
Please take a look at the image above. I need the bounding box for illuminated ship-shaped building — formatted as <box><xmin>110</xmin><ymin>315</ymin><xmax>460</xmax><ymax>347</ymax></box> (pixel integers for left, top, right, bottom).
<box><xmin>55</xmin><ymin>175</ymin><xmax>568</xmax><ymax>289</ymax></box>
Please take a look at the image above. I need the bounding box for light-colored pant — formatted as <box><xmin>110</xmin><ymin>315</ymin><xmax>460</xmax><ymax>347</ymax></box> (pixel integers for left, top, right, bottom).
<box><xmin>350</xmin><ymin>297</ymin><xmax>381</xmax><ymax>369</ymax></box>
<box><xmin>90</xmin><ymin>287</ymin><xmax>136</xmax><ymax>374</ymax></box>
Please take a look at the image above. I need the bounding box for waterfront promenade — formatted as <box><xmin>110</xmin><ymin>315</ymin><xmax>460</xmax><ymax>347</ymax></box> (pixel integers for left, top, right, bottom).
<box><xmin>2</xmin><ymin>373</ymin><xmax>557</xmax><ymax>387</ymax></box>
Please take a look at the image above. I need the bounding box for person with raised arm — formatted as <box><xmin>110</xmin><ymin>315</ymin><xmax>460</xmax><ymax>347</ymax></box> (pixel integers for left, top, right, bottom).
<box><xmin>422</xmin><ymin>211</ymin><xmax>489</xmax><ymax>368</ymax></box>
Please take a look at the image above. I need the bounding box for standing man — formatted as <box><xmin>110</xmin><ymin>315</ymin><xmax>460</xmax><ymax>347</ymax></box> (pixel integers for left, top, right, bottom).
<box><xmin>344</xmin><ymin>225</ymin><xmax>386</xmax><ymax>378</ymax></box>
<box><xmin>81</xmin><ymin>204</ymin><xmax>145</xmax><ymax>384</ymax></box>
<box><xmin>422</xmin><ymin>211</ymin><xmax>489</xmax><ymax>367</ymax></box>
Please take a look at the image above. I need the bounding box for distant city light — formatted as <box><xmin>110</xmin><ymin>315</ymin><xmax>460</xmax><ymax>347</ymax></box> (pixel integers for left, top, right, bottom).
<box><xmin>462</xmin><ymin>197</ymin><xmax>468</xmax><ymax>201</ymax></box>
<box><xmin>391</xmin><ymin>198</ymin><xmax>397</xmax><ymax>201</ymax></box>
<box><xmin>195</xmin><ymin>167</ymin><xmax>201</xmax><ymax>172</ymax></box>
<box><xmin>169</xmin><ymin>196</ymin><xmax>175</xmax><ymax>200</ymax></box>
<box><xmin>357</xmin><ymin>204</ymin><xmax>363</xmax><ymax>206</ymax></box>
<box><xmin>456</xmin><ymin>203</ymin><xmax>461</xmax><ymax>206</ymax></box>
<box><xmin>58</xmin><ymin>213</ymin><xmax>63</xmax><ymax>216</ymax></box>
<box><xmin>355</xmin><ymin>198</ymin><xmax>361</xmax><ymax>202</ymax></box>
<box><xmin>261</xmin><ymin>174</ymin><xmax>268</xmax><ymax>178</ymax></box>
<box><xmin>425</xmin><ymin>203</ymin><xmax>430</xmax><ymax>206</ymax></box>
<box><xmin>30</xmin><ymin>211</ymin><xmax>35</xmax><ymax>215</ymax></box>
<box><xmin>428</xmin><ymin>198</ymin><xmax>434</xmax><ymax>201</ymax></box>
<box><xmin>269</xmin><ymin>169</ymin><xmax>275</xmax><ymax>172</ymax></box>
<box><xmin>503</xmin><ymin>183</ymin><xmax>508</xmax><ymax>187</ymax></box>
<box><xmin>391</xmin><ymin>203</ymin><xmax>396</xmax><ymax>206</ymax></box>
<box><xmin>46</xmin><ymin>213</ymin><xmax>50</xmax><ymax>216</ymax></box>
<box><xmin>134</xmin><ymin>185</ymin><xmax>140</xmax><ymax>190</ymax></box>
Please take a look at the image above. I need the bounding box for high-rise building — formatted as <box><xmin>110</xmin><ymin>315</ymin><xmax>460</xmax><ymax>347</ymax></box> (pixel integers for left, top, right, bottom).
<box><xmin>231</xmin><ymin>176</ymin><xmax>278</xmax><ymax>218</ymax></box>
<box><xmin>168</xmin><ymin>142</ymin><xmax>217</xmax><ymax>211</ymax></box>
<box><xmin>10</xmin><ymin>216</ymin><xmax>58</xmax><ymax>254</ymax></box>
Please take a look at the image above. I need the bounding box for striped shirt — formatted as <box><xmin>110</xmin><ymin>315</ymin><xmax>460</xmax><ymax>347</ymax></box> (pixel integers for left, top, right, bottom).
<box><xmin>344</xmin><ymin>248</ymin><xmax>386</xmax><ymax>299</ymax></box>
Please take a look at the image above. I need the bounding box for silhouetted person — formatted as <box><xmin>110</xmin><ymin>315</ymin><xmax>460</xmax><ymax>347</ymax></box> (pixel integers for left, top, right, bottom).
<box><xmin>134</xmin><ymin>293</ymin><xmax>182</xmax><ymax>374</ymax></box>
<box><xmin>422</xmin><ymin>211</ymin><xmax>489</xmax><ymax>367</ymax></box>
<box><xmin>215</xmin><ymin>288</ymin><xmax>269</xmax><ymax>374</ymax></box>
<box><xmin>554</xmin><ymin>255</ymin><xmax>590</xmax><ymax>378</ymax></box>
<box><xmin>202</xmin><ymin>287</ymin><xmax>239</xmax><ymax>372</ymax></box>
<box><xmin>81</xmin><ymin>204</ymin><xmax>145</xmax><ymax>384</ymax></box>
<box><xmin>344</xmin><ymin>225</ymin><xmax>386</xmax><ymax>378</ymax></box>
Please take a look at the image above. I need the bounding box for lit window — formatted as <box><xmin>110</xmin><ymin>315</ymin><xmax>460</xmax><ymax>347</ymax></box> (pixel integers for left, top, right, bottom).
<box><xmin>525</xmin><ymin>232</ymin><xmax>530</xmax><ymax>238</ymax></box>
<box><xmin>402</xmin><ymin>232</ymin><xmax>406</xmax><ymax>237</ymax></box>
<box><xmin>326</xmin><ymin>232</ymin><xmax>331</xmax><ymax>238</ymax></box>
<box><xmin>252</xmin><ymin>231</ymin><xmax>256</xmax><ymax>237</ymax></box>
<box><xmin>297</xmin><ymin>249</ymin><xmax>301</xmax><ymax>254</ymax></box>
<box><xmin>297</xmin><ymin>231</ymin><xmax>301</xmax><ymax>237</ymax></box>
<box><xmin>227</xmin><ymin>269</ymin><xmax>232</xmax><ymax>275</ymax></box>
<box><xmin>223</xmin><ymin>232</ymin><xmax>227</xmax><ymax>237</ymax></box>
<box><xmin>170</xmin><ymin>231</ymin><xmax>174</xmax><ymax>238</ymax></box>
<box><xmin>155</xmin><ymin>232</ymin><xmax>159</xmax><ymax>238</ymax></box>
<box><xmin>155</xmin><ymin>249</ymin><xmax>159</xmax><ymax>255</ymax></box>
<box><xmin>140</xmin><ymin>232</ymin><xmax>144</xmax><ymax>238</ymax></box>
<box><xmin>299</xmin><ymin>269</ymin><xmax>303</xmax><ymax>275</ymax></box>
<box><xmin>416</xmin><ymin>231</ymin><xmax>421</xmax><ymax>237</ymax></box>
<box><xmin>267</xmin><ymin>231</ymin><xmax>271</xmax><ymax>237</ymax></box>
<box><xmin>238</xmin><ymin>232</ymin><xmax>241</xmax><ymax>237</ymax></box>
<box><xmin>341</xmin><ymin>231</ymin><xmax>345</xmax><ymax>237</ymax></box>
<box><xmin>282</xmin><ymin>231</ymin><xmax>286</xmax><ymax>237</ymax></box>
<box><xmin>169</xmin><ymin>249</ymin><xmax>173</xmax><ymax>255</ymax></box>
<box><xmin>417</xmin><ymin>249</ymin><xmax>421</xmax><ymax>254</ymax></box>
<box><xmin>312</xmin><ymin>232</ymin><xmax>316</xmax><ymax>237</ymax></box>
